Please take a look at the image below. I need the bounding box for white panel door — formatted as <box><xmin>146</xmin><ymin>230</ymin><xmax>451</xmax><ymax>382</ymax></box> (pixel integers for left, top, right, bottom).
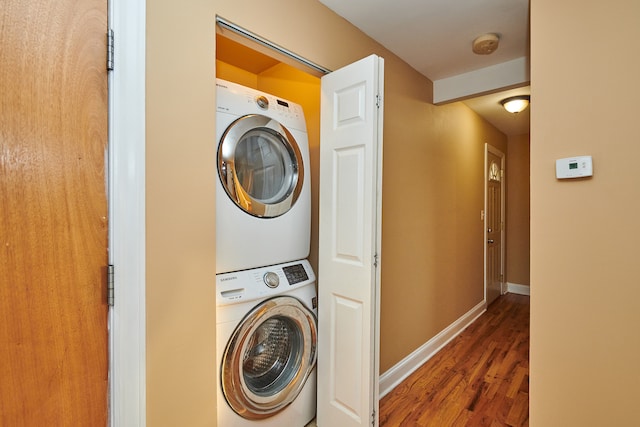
<box><xmin>317</xmin><ymin>54</ymin><xmax>384</xmax><ymax>427</ymax></box>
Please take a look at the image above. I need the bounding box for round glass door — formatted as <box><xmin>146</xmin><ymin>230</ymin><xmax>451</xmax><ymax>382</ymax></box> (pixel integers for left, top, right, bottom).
<box><xmin>218</xmin><ymin>114</ymin><xmax>304</xmax><ymax>218</ymax></box>
<box><xmin>220</xmin><ymin>296</ymin><xmax>317</xmax><ymax>420</ymax></box>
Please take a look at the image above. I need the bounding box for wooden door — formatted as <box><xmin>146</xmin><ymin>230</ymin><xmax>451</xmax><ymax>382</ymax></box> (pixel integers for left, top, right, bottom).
<box><xmin>317</xmin><ymin>54</ymin><xmax>384</xmax><ymax>427</ymax></box>
<box><xmin>0</xmin><ymin>0</ymin><xmax>109</xmax><ymax>425</ymax></box>
<box><xmin>486</xmin><ymin>146</ymin><xmax>505</xmax><ymax>305</ymax></box>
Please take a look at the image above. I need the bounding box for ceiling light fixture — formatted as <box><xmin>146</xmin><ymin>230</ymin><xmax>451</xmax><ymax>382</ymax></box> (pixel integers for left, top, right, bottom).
<box><xmin>501</xmin><ymin>95</ymin><xmax>530</xmax><ymax>113</ymax></box>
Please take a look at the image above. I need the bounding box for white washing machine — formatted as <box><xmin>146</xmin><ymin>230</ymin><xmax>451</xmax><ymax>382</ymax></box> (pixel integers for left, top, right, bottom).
<box><xmin>216</xmin><ymin>79</ymin><xmax>311</xmax><ymax>274</ymax></box>
<box><xmin>216</xmin><ymin>259</ymin><xmax>317</xmax><ymax>427</ymax></box>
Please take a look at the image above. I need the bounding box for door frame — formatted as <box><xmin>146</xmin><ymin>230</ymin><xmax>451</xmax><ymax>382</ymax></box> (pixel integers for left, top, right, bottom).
<box><xmin>108</xmin><ymin>0</ymin><xmax>146</xmax><ymax>425</ymax></box>
<box><xmin>484</xmin><ymin>143</ymin><xmax>506</xmax><ymax>303</ymax></box>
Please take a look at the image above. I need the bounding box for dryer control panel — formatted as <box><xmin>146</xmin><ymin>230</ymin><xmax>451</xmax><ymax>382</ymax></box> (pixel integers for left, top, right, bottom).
<box><xmin>216</xmin><ymin>78</ymin><xmax>306</xmax><ymax>132</ymax></box>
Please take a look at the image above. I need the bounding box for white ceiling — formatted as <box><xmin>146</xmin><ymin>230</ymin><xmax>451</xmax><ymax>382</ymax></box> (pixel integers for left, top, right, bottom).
<box><xmin>319</xmin><ymin>0</ymin><xmax>531</xmax><ymax>136</ymax></box>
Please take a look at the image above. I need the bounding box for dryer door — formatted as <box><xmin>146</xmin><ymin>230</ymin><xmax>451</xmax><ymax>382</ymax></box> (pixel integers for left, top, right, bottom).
<box><xmin>218</xmin><ymin>114</ymin><xmax>304</xmax><ymax>218</ymax></box>
<box><xmin>220</xmin><ymin>296</ymin><xmax>317</xmax><ymax>420</ymax></box>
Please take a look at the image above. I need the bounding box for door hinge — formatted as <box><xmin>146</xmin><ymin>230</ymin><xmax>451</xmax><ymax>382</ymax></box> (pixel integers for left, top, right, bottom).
<box><xmin>107</xmin><ymin>264</ymin><xmax>115</xmax><ymax>306</ymax></box>
<box><xmin>107</xmin><ymin>29</ymin><xmax>115</xmax><ymax>71</ymax></box>
<box><xmin>373</xmin><ymin>253</ymin><xmax>379</xmax><ymax>268</ymax></box>
<box><xmin>371</xmin><ymin>409</ymin><xmax>376</xmax><ymax>426</ymax></box>
<box><xmin>375</xmin><ymin>94</ymin><xmax>381</xmax><ymax>108</ymax></box>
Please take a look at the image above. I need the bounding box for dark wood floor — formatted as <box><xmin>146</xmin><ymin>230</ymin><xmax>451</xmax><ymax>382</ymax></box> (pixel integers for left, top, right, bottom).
<box><xmin>379</xmin><ymin>293</ymin><xmax>529</xmax><ymax>427</ymax></box>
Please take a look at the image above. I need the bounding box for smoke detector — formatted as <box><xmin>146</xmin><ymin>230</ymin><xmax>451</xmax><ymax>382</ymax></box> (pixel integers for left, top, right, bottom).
<box><xmin>472</xmin><ymin>33</ymin><xmax>500</xmax><ymax>55</ymax></box>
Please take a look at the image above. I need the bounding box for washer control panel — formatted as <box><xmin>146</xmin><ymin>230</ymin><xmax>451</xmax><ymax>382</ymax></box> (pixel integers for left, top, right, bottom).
<box><xmin>216</xmin><ymin>259</ymin><xmax>316</xmax><ymax>305</ymax></box>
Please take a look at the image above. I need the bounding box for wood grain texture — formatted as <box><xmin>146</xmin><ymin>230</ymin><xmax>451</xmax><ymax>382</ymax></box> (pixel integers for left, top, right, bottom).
<box><xmin>0</xmin><ymin>0</ymin><xmax>108</xmax><ymax>425</ymax></box>
<box><xmin>380</xmin><ymin>294</ymin><xmax>529</xmax><ymax>427</ymax></box>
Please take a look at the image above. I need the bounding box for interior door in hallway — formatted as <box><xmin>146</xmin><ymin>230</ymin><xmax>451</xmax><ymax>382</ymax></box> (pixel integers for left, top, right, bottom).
<box><xmin>485</xmin><ymin>145</ymin><xmax>505</xmax><ymax>305</ymax></box>
<box><xmin>317</xmin><ymin>54</ymin><xmax>384</xmax><ymax>427</ymax></box>
<box><xmin>0</xmin><ymin>0</ymin><xmax>109</xmax><ymax>425</ymax></box>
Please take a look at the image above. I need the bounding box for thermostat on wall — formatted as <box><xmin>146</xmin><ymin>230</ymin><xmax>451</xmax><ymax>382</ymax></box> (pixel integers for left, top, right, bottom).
<box><xmin>556</xmin><ymin>155</ymin><xmax>593</xmax><ymax>179</ymax></box>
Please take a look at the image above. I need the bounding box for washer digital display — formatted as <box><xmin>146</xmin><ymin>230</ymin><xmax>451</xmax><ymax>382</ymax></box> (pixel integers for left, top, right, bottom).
<box><xmin>283</xmin><ymin>264</ymin><xmax>309</xmax><ymax>285</ymax></box>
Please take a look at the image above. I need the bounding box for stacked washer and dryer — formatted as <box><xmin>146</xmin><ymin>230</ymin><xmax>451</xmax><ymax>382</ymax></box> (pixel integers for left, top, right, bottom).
<box><xmin>215</xmin><ymin>79</ymin><xmax>317</xmax><ymax>427</ymax></box>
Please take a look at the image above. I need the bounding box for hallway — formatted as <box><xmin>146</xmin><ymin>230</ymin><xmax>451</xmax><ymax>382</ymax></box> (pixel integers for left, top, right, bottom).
<box><xmin>379</xmin><ymin>293</ymin><xmax>530</xmax><ymax>426</ymax></box>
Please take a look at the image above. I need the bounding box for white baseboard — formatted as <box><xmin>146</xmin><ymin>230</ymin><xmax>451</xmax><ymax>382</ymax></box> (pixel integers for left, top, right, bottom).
<box><xmin>379</xmin><ymin>300</ymin><xmax>487</xmax><ymax>398</ymax></box>
<box><xmin>507</xmin><ymin>282</ymin><xmax>530</xmax><ymax>295</ymax></box>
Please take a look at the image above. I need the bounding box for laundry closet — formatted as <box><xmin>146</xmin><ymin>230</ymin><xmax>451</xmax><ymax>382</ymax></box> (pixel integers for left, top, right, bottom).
<box><xmin>214</xmin><ymin>23</ymin><xmax>386</xmax><ymax>426</ymax></box>
<box><xmin>214</xmin><ymin>28</ymin><xmax>324</xmax><ymax>427</ymax></box>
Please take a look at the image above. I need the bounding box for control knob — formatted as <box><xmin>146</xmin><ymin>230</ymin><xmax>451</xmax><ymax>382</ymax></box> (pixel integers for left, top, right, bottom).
<box><xmin>263</xmin><ymin>271</ymin><xmax>279</xmax><ymax>288</ymax></box>
<box><xmin>256</xmin><ymin>95</ymin><xmax>269</xmax><ymax>109</ymax></box>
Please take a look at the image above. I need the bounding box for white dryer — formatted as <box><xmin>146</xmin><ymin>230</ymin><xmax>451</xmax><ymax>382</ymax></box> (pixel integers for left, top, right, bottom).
<box><xmin>216</xmin><ymin>79</ymin><xmax>311</xmax><ymax>274</ymax></box>
<box><xmin>216</xmin><ymin>259</ymin><xmax>317</xmax><ymax>427</ymax></box>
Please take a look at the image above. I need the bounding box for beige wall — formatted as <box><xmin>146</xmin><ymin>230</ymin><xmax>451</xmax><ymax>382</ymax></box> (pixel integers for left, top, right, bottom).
<box><xmin>531</xmin><ymin>0</ymin><xmax>640</xmax><ymax>425</ymax></box>
<box><xmin>379</xmin><ymin>80</ymin><xmax>507</xmax><ymax>369</ymax></box>
<box><xmin>146</xmin><ymin>0</ymin><xmax>508</xmax><ymax>424</ymax></box>
<box><xmin>146</xmin><ymin>1</ymin><xmax>218</xmax><ymax>425</ymax></box>
<box><xmin>506</xmin><ymin>133</ymin><xmax>530</xmax><ymax>286</ymax></box>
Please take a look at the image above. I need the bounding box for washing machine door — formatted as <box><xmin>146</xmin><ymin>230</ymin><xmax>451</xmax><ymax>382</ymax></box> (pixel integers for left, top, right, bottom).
<box><xmin>218</xmin><ymin>114</ymin><xmax>304</xmax><ymax>218</ymax></box>
<box><xmin>221</xmin><ymin>296</ymin><xmax>317</xmax><ymax>420</ymax></box>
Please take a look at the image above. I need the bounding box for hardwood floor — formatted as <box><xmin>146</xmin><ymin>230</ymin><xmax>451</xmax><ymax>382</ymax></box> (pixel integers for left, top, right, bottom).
<box><xmin>379</xmin><ymin>293</ymin><xmax>529</xmax><ymax>427</ymax></box>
